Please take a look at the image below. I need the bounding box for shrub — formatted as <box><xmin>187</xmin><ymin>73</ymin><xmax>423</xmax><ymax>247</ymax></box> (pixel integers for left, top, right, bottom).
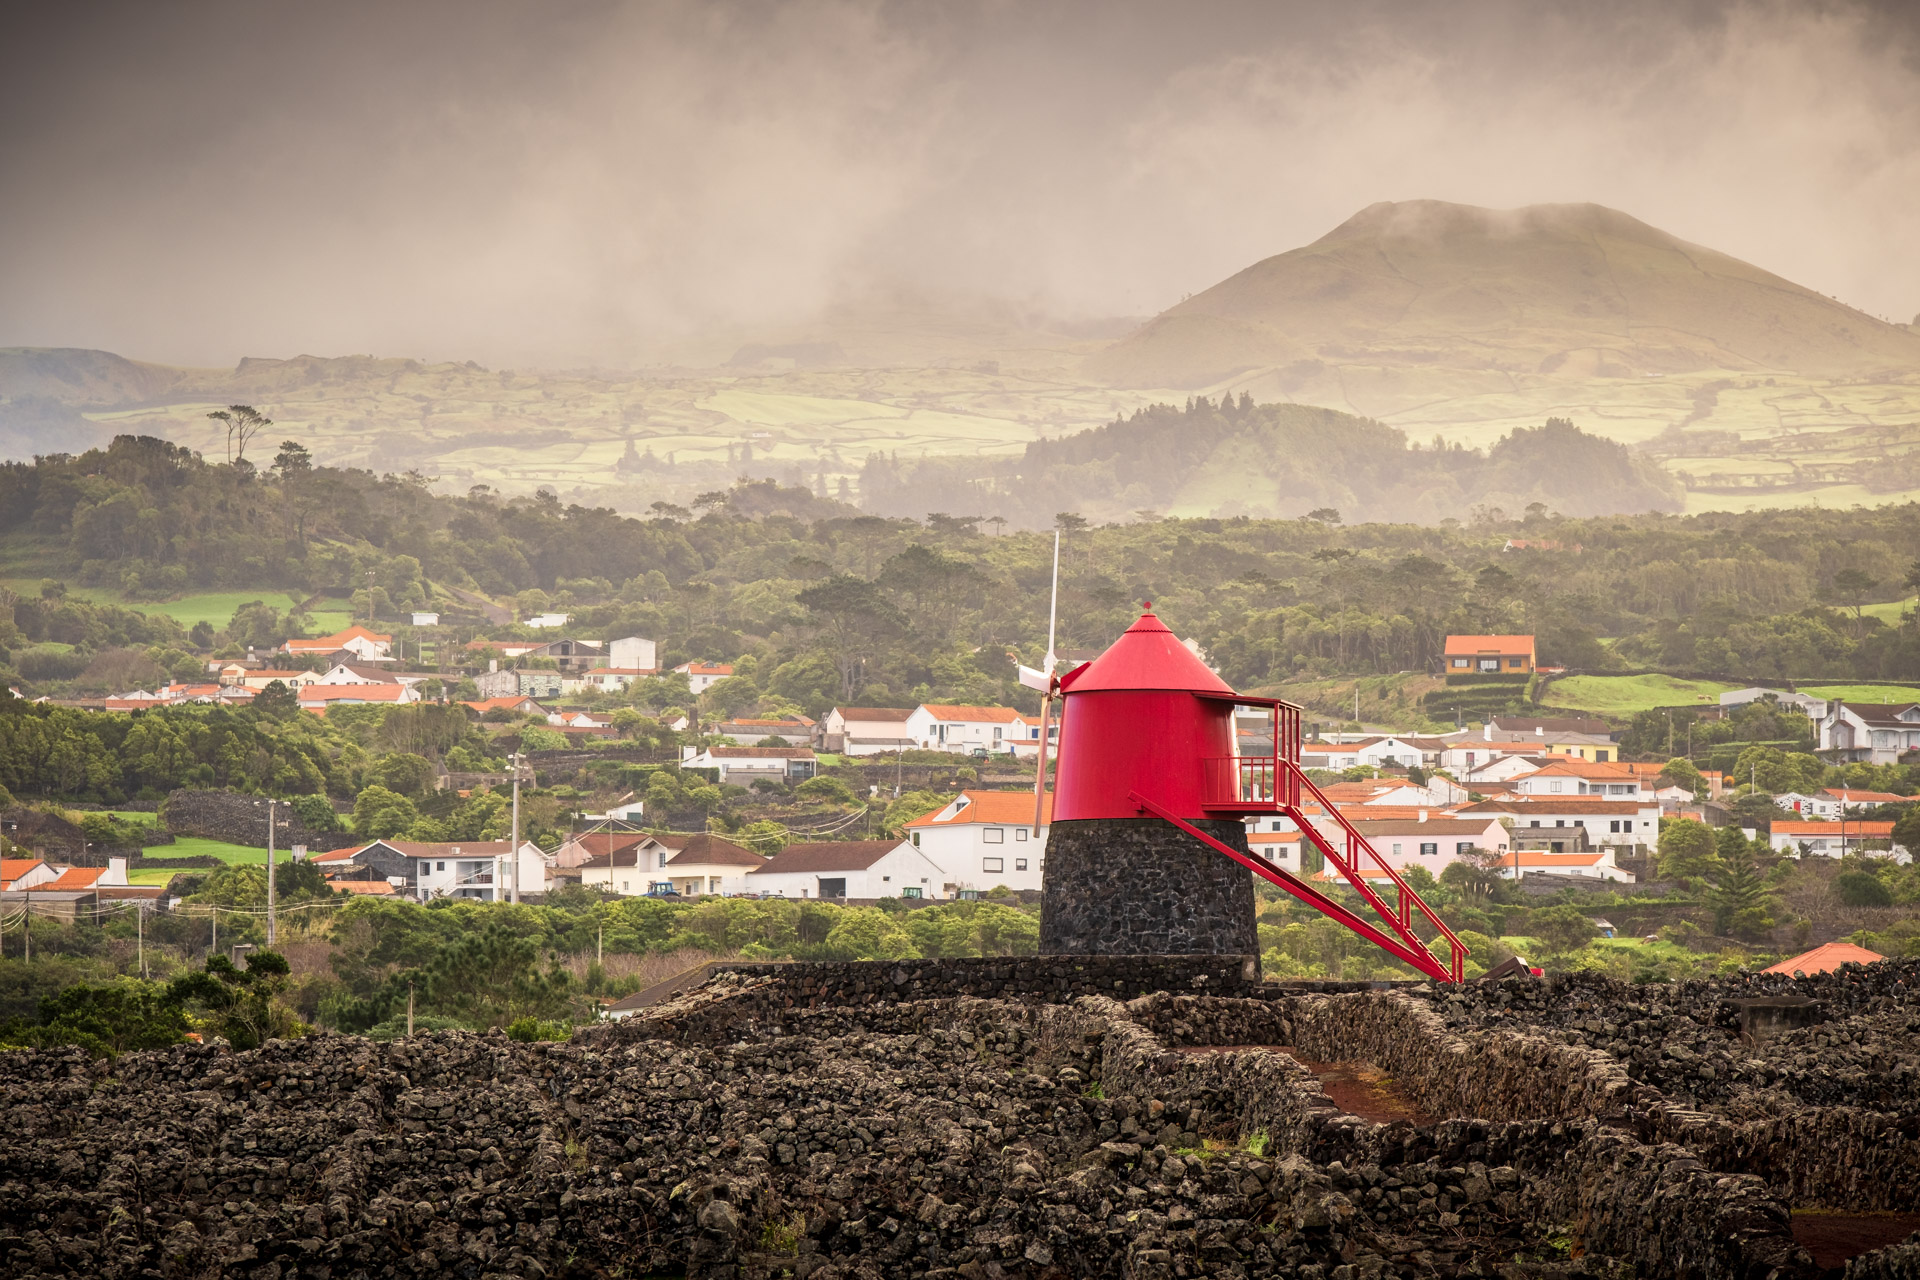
<box><xmin>1835</xmin><ymin>870</ymin><xmax>1893</xmax><ymax>907</ymax></box>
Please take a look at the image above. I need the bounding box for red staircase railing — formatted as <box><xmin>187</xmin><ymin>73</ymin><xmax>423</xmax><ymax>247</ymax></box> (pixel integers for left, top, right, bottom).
<box><xmin>1139</xmin><ymin>697</ymin><xmax>1467</xmax><ymax>983</ymax></box>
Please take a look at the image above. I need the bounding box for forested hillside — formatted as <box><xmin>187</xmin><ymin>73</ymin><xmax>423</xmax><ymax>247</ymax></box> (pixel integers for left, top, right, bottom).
<box><xmin>859</xmin><ymin>399</ymin><xmax>1682</xmax><ymax>526</ymax></box>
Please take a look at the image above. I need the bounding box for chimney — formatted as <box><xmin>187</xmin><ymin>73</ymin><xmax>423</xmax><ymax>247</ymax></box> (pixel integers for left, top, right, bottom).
<box><xmin>106</xmin><ymin>856</ymin><xmax>128</xmax><ymax>886</ymax></box>
<box><xmin>1418</xmin><ymin>809</ymin><xmax>1428</xmax><ymax>823</ymax></box>
<box><xmin>489</xmin><ymin>659</ymin><xmax>498</xmax><ymax>673</ymax></box>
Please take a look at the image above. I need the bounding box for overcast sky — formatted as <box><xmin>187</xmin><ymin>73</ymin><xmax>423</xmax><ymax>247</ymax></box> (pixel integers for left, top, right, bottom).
<box><xmin>4</xmin><ymin>0</ymin><xmax>1917</xmax><ymax>367</ymax></box>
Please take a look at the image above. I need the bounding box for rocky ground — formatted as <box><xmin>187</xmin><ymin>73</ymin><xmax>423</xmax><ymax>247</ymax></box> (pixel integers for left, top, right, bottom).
<box><xmin>3</xmin><ymin>961</ymin><xmax>1917</xmax><ymax>1279</ymax></box>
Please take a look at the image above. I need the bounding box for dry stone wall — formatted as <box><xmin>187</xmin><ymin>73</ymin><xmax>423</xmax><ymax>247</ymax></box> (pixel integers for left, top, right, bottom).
<box><xmin>161</xmin><ymin>788</ymin><xmax>331</xmax><ymax>850</ymax></box>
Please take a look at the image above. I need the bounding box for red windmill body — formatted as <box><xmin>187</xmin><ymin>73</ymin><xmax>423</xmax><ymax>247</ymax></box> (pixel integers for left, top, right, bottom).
<box><xmin>1040</xmin><ymin>607</ymin><xmax>1465</xmax><ymax>983</ymax></box>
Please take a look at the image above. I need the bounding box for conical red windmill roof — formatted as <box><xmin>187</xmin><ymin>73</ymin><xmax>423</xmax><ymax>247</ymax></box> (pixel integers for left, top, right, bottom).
<box><xmin>1058</xmin><ymin>607</ymin><xmax>1235</xmax><ymax>694</ymax></box>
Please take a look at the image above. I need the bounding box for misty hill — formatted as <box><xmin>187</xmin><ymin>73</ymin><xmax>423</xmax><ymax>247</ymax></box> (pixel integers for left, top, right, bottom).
<box><xmin>1087</xmin><ymin>201</ymin><xmax>1920</xmax><ymax>388</ymax></box>
<box><xmin>859</xmin><ymin>397</ymin><xmax>1681</xmax><ymax>525</ymax></box>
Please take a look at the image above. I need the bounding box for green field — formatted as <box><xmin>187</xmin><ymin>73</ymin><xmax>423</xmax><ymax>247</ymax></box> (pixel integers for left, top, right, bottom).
<box><xmin>1544</xmin><ymin>673</ymin><xmax>1737</xmax><ymax>715</ymax></box>
<box><xmin>1800</xmin><ymin>684</ymin><xmax>1920</xmax><ymax>705</ymax></box>
<box><xmin>1859</xmin><ymin>597</ymin><xmax>1916</xmax><ymax>626</ymax></box>
<box><xmin>126</xmin><ymin>835</ymin><xmax>282</xmax><ymax>885</ymax></box>
<box><xmin>0</xmin><ymin>581</ymin><xmax>353</xmax><ymax>636</ymax></box>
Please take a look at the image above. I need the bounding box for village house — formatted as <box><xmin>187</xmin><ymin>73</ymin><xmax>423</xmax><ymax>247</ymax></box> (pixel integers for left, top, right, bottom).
<box><xmin>1719</xmin><ymin>687</ymin><xmax>1827</xmax><ymax>718</ymax></box>
<box><xmin>1496</xmin><ymin>847</ymin><xmax>1637</xmax><ymax>883</ymax></box>
<box><xmin>284</xmin><ymin>625</ymin><xmax>392</xmax><ymax>662</ymax></box>
<box><xmin>1768</xmin><ymin>820</ymin><xmax>1909</xmax><ymax>861</ymax></box>
<box><xmin>904</xmin><ymin>704</ymin><xmax>1036</xmax><ymax>757</ymax></box>
<box><xmin>565</xmin><ymin>668</ymin><xmax>652</xmax><ymax>695</ymax></box>
<box><xmin>312</xmin><ymin>839</ymin><xmax>549</xmax><ymax>901</ymax></box>
<box><xmin>1342</xmin><ymin>816</ymin><xmax>1513</xmax><ymax>871</ymax></box>
<box><xmin>1443</xmin><ymin>634</ymin><xmax>1536</xmax><ymax>675</ymax></box>
<box><xmin>1481</xmin><ymin>716</ymin><xmax>1617</xmax><ymax>761</ymax></box>
<box><xmin>0</xmin><ymin>858</ymin><xmax>59</xmax><ymax>891</ymax></box>
<box><xmin>1819</xmin><ymin>701</ymin><xmax>1920</xmax><ymax>764</ymax></box>
<box><xmin>524</xmin><ymin>612</ymin><xmax>571</xmax><ymax>629</ymax></box>
<box><xmin>650</xmin><ymin>833</ymin><xmax>766</xmax><ymax>897</ymax></box>
<box><xmin>746</xmin><ymin>840</ymin><xmax>950</xmax><ymax>900</ymax></box>
<box><xmin>460</xmin><ymin>694</ymin><xmax>546</xmax><ymax>718</ymax></box>
<box><xmin>675</xmin><ymin>662</ymin><xmax>734</xmax><ymax>693</ymax></box>
<box><xmin>904</xmin><ymin>790</ymin><xmax>1050</xmax><ymax>893</ymax></box>
<box><xmin>681</xmin><ymin>745</ymin><xmax>818</xmax><ymax>785</ymax></box>
<box><xmin>314</xmin><ymin>661</ymin><xmax>434</xmax><ymax>689</ymax></box>
<box><xmin>554</xmin><ymin>827</ymin><xmax>653</xmax><ymax>870</ymax></box>
<box><xmin>297</xmin><ymin>683</ymin><xmax>418</xmax><ymax>713</ymax></box>
<box><xmin>474</xmin><ymin>668</ymin><xmax>564</xmax><ymax>700</ymax></box>
<box><xmin>1774</xmin><ymin>787</ymin><xmax>1918</xmax><ymax>820</ymax></box>
<box><xmin>818</xmin><ymin>707</ymin><xmax>918</xmax><ymax>755</ymax></box>
<box><xmin>1509</xmin><ymin>760</ymin><xmax>1653</xmax><ymax>799</ymax></box>
<box><xmin>228</xmin><ymin>667</ymin><xmax>323</xmax><ymax>691</ymax></box>
<box><xmin>1456</xmin><ymin>795</ymin><xmax>1658</xmax><ymax>850</ymax></box>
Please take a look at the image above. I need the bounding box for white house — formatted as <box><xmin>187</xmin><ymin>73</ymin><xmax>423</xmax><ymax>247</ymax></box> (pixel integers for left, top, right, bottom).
<box><xmin>312</xmin><ymin>839</ymin><xmax>549</xmax><ymax>901</ymax></box>
<box><xmin>675</xmin><ymin>662</ymin><xmax>734</xmax><ymax>693</ymax></box>
<box><xmin>315</xmin><ymin>661</ymin><xmax>431</xmax><ymax>689</ymax></box>
<box><xmin>524</xmin><ymin>612</ymin><xmax>572</xmax><ymax>629</ymax></box>
<box><xmin>904</xmin><ymin>704</ymin><xmax>1035</xmax><ymax>757</ymax></box>
<box><xmin>567</xmin><ymin>667</ymin><xmax>653</xmax><ymax>695</ymax></box>
<box><xmin>410</xmin><ymin>611</ymin><xmax>440</xmax><ymax>627</ymax></box>
<box><xmin>682</xmin><ymin>745</ymin><xmax>817</xmax><ymax>785</ymax></box>
<box><xmin>1457</xmin><ymin>797</ymin><xmax>1659</xmax><ymax>849</ymax></box>
<box><xmin>1495</xmin><ymin>847</ymin><xmax>1637</xmax><ymax>882</ymax></box>
<box><xmin>1769</xmin><ymin>820</ymin><xmax>1908</xmax><ymax>861</ymax></box>
<box><xmin>1720</xmin><ymin>687</ymin><xmax>1826</xmax><ymax>717</ymax></box>
<box><xmin>1509</xmin><ymin>761</ymin><xmax>1652</xmax><ymax>799</ymax></box>
<box><xmin>819</xmin><ymin>707</ymin><xmax>918</xmax><ymax>755</ymax></box>
<box><xmin>296</xmin><ymin>683</ymin><xmax>419</xmax><ymax>712</ymax></box>
<box><xmin>903</xmin><ymin>790</ymin><xmax>1049</xmax><ymax>893</ymax></box>
<box><xmin>607</xmin><ymin>636</ymin><xmax>657</xmax><ymax>671</ymax></box>
<box><xmin>580</xmin><ymin>832</ymin><xmax>764</xmax><ymax>895</ymax></box>
<box><xmin>746</xmin><ymin>840</ymin><xmax>951</xmax><ymax>900</ymax></box>
<box><xmin>1776</xmin><ymin>787</ymin><xmax>1916</xmax><ymax>820</ymax></box>
<box><xmin>284</xmin><ymin>625</ymin><xmax>393</xmax><ymax>661</ymax></box>
<box><xmin>1818</xmin><ymin>702</ymin><xmax>1920</xmax><ymax>765</ymax></box>
<box><xmin>1342</xmin><ymin>816</ymin><xmax>1513</xmax><ymax>873</ymax></box>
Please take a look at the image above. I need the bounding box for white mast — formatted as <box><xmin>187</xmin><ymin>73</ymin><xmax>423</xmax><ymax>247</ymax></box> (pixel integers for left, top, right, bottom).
<box><xmin>1030</xmin><ymin>530</ymin><xmax>1061</xmax><ymax>835</ymax></box>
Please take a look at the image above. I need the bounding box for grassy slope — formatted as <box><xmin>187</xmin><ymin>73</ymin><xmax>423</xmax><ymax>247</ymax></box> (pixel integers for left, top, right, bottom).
<box><xmin>1544</xmin><ymin>674</ymin><xmax>1736</xmax><ymax>715</ymax></box>
<box><xmin>1799</xmin><ymin>684</ymin><xmax>1920</xmax><ymax>704</ymax></box>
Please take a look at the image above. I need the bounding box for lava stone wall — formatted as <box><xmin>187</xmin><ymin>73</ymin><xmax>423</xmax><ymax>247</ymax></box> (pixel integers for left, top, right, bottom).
<box><xmin>1039</xmin><ymin>817</ymin><xmax>1257</xmax><ymax>956</ymax></box>
<box><xmin>161</xmin><ymin>788</ymin><xmax>329</xmax><ymax>850</ymax></box>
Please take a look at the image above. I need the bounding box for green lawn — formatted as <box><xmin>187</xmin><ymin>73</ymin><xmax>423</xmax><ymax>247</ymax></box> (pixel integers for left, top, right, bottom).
<box><xmin>1800</xmin><ymin>684</ymin><xmax>1920</xmax><ymax>705</ymax></box>
<box><xmin>128</xmin><ymin>835</ymin><xmax>289</xmax><ymax>885</ymax></box>
<box><xmin>0</xmin><ymin>582</ymin><xmax>353</xmax><ymax>635</ymax></box>
<box><xmin>1859</xmin><ymin>597</ymin><xmax>1915</xmax><ymax>626</ymax></box>
<box><xmin>1544</xmin><ymin>673</ymin><xmax>1737</xmax><ymax>715</ymax></box>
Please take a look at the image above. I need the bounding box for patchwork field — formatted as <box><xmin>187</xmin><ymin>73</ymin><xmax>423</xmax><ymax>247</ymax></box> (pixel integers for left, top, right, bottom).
<box><xmin>1799</xmin><ymin>684</ymin><xmax>1920</xmax><ymax>705</ymax></box>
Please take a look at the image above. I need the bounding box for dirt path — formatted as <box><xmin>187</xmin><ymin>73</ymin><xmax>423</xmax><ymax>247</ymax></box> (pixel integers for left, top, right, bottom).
<box><xmin>447</xmin><ymin>585</ymin><xmax>511</xmax><ymax>625</ymax></box>
<box><xmin>1174</xmin><ymin>1045</ymin><xmax>1436</xmax><ymax>1125</ymax></box>
<box><xmin>1791</xmin><ymin>1211</ymin><xmax>1920</xmax><ymax>1270</ymax></box>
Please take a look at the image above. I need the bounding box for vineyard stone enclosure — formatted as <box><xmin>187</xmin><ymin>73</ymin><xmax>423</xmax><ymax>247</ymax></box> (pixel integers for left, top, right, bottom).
<box><xmin>3</xmin><ymin>955</ymin><xmax>1918</xmax><ymax>1278</ymax></box>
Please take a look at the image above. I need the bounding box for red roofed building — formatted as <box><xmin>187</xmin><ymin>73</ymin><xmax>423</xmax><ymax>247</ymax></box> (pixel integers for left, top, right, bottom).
<box><xmin>284</xmin><ymin>625</ymin><xmax>393</xmax><ymax>660</ymax></box>
<box><xmin>297</xmin><ymin>683</ymin><xmax>417</xmax><ymax>713</ymax></box>
<box><xmin>1443</xmin><ymin>634</ymin><xmax>1536</xmax><ymax>674</ymax></box>
<box><xmin>673</xmin><ymin>662</ymin><xmax>734</xmax><ymax>693</ymax></box>
<box><xmin>905</xmin><ymin>790</ymin><xmax>1051</xmax><ymax>891</ymax></box>
<box><xmin>1768</xmin><ymin>820</ymin><xmax>1903</xmax><ymax>859</ymax></box>
<box><xmin>905</xmin><ymin>704</ymin><xmax>1038</xmax><ymax>757</ymax></box>
<box><xmin>0</xmin><ymin>859</ymin><xmax>57</xmax><ymax>891</ymax></box>
<box><xmin>1762</xmin><ymin>942</ymin><xmax>1884</xmax><ymax>975</ymax></box>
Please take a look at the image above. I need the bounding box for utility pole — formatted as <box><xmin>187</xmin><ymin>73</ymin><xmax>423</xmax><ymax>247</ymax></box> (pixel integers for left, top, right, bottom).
<box><xmin>406</xmin><ymin>981</ymin><xmax>415</xmax><ymax>1036</ymax></box>
<box><xmin>21</xmin><ymin>895</ymin><xmax>28</xmax><ymax>962</ymax></box>
<box><xmin>596</xmin><ymin>918</ymin><xmax>604</xmax><ymax>967</ymax></box>
<box><xmin>509</xmin><ymin>752</ymin><xmax>523</xmax><ymax>904</ymax></box>
<box><xmin>266</xmin><ymin>797</ymin><xmax>278</xmax><ymax>947</ymax></box>
<box><xmin>137</xmin><ymin>902</ymin><xmax>145</xmax><ymax>980</ymax></box>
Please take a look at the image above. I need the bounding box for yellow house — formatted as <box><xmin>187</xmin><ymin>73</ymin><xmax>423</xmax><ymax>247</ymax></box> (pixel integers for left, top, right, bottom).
<box><xmin>1443</xmin><ymin>634</ymin><xmax>1536</xmax><ymax>674</ymax></box>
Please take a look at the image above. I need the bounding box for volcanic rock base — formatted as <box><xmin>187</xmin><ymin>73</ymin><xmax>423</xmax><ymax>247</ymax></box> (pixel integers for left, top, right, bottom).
<box><xmin>1039</xmin><ymin>815</ymin><xmax>1258</xmax><ymax>955</ymax></box>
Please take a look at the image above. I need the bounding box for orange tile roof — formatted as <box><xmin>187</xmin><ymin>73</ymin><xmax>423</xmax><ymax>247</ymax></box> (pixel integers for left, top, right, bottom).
<box><xmin>462</xmin><ymin>695</ymin><xmax>540</xmax><ymax>712</ymax></box>
<box><xmin>309</xmin><ymin>845</ymin><xmax>368</xmax><ymax>863</ymax></box>
<box><xmin>1820</xmin><ymin>789</ymin><xmax>1915</xmax><ymax>804</ymax></box>
<box><xmin>1506</xmin><ymin>850</ymin><xmax>1608</xmax><ymax>867</ymax></box>
<box><xmin>905</xmin><ymin>790</ymin><xmax>1053</xmax><ymax>827</ymax></box>
<box><xmin>1443</xmin><ymin>634</ymin><xmax>1536</xmax><ymax>656</ymax></box>
<box><xmin>42</xmin><ymin>866</ymin><xmax>107</xmax><ymax>890</ymax></box>
<box><xmin>1771</xmin><ymin>820</ymin><xmax>1894</xmax><ymax>836</ymax></box>
<box><xmin>1522</xmin><ymin>760</ymin><xmax>1642</xmax><ymax>779</ymax></box>
<box><xmin>1762</xmin><ymin>942</ymin><xmax>1884</xmax><ymax>975</ymax></box>
<box><xmin>677</xmin><ymin>662</ymin><xmax>734</xmax><ymax>675</ymax></box>
<box><xmin>298</xmin><ymin>683</ymin><xmax>409</xmax><ymax>702</ymax></box>
<box><xmin>919</xmin><ymin>704</ymin><xmax>1027</xmax><ymax>723</ymax></box>
<box><xmin>329</xmin><ymin>880</ymin><xmax>397</xmax><ymax>895</ymax></box>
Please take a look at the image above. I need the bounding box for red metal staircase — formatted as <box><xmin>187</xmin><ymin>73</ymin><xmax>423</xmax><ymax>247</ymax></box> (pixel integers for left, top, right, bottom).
<box><xmin>1129</xmin><ymin>698</ymin><xmax>1467</xmax><ymax>983</ymax></box>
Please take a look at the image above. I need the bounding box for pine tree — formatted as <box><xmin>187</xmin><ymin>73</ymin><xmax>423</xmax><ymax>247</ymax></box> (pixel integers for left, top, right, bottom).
<box><xmin>1706</xmin><ymin>834</ymin><xmax>1776</xmax><ymax>939</ymax></box>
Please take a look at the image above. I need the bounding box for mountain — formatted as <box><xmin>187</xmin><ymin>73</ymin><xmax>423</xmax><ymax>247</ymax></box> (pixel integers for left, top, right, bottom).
<box><xmin>1086</xmin><ymin>201</ymin><xmax>1920</xmax><ymax>388</ymax></box>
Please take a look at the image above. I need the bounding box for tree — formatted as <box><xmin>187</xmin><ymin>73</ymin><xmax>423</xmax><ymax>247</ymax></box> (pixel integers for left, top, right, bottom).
<box><xmin>1826</xmin><ymin>568</ymin><xmax>1880</xmax><ymax>629</ymax></box>
<box><xmin>205</xmin><ymin>404</ymin><xmax>272</xmax><ymax>465</ymax></box>
<box><xmin>353</xmin><ymin>785</ymin><xmax>421</xmax><ymax>839</ymax></box>
<box><xmin>1658</xmin><ymin>757</ymin><xmax>1706</xmax><ymax>797</ymax></box>
<box><xmin>413</xmin><ymin>925</ymin><xmax>574</xmax><ymax>1028</ymax></box>
<box><xmin>1528</xmin><ymin>904</ymin><xmax>1598</xmax><ymax>955</ymax></box>
<box><xmin>1305</xmin><ymin>508</ymin><xmax>1342</xmax><ymax>525</ymax></box>
<box><xmin>253</xmin><ymin>679</ymin><xmax>298</xmax><ymax>719</ymax></box>
<box><xmin>883</xmin><ymin>789</ymin><xmax>946</xmax><ymax>835</ymax></box>
<box><xmin>369</xmin><ymin>751</ymin><xmax>437</xmax><ymax>799</ymax></box>
<box><xmin>1706</xmin><ymin>836</ymin><xmax>1776</xmax><ymax>939</ymax></box>
<box><xmin>796</xmin><ymin>575</ymin><xmax>906</xmax><ymax>702</ymax></box>
<box><xmin>1892</xmin><ymin>806</ymin><xmax>1920</xmax><ymax>859</ymax></box>
<box><xmin>169</xmin><ymin>950</ymin><xmax>301</xmax><ymax>1050</ymax></box>
<box><xmin>1835</xmin><ymin>869</ymin><xmax>1893</xmax><ymax>907</ymax></box>
<box><xmin>19</xmin><ymin>981</ymin><xmax>191</xmax><ymax>1057</ymax></box>
<box><xmin>1658</xmin><ymin>819</ymin><xmax>1720</xmax><ymax>879</ymax></box>
<box><xmin>1053</xmin><ymin>512</ymin><xmax>1089</xmax><ymax>533</ymax></box>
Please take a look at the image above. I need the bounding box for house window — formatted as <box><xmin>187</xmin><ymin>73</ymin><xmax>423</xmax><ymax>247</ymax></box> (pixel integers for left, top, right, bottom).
<box><xmin>1549</xmin><ymin>781</ymin><xmax>1563</xmax><ymax>793</ymax></box>
<box><xmin>1391</xmin><ymin>842</ymin><xmax>1403</xmax><ymax>854</ymax></box>
<box><xmin>1451</xmin><ymin>658</ymin><xmax>1469</xmax><ymax>668</ymax></box>
<box><xmin>1574</xmin><ymin>820</ymin><xmax>1584</xmax><ymax>827</ymax></box>
<box><xmin>1556</xmin><ymin>819</ymin><xmax>1566</xmax><ymax>827</ymax></box>
<box><xmin>910</xmin><ymin>832</ymin><xmax>920</xmax><ymax>847</ymax></box>
<box><xmin>983</xmin><ymin>828</ymin><xmax>1004</xmax><ymax>843</ymax></box>
<box><xmin>1595</xmin><ymin>750</ymin><xmax>1610</xmax><ymax>762</ymax></box>
<box><xmin>983</xmin><ymin>857</ymin><xmax>1004</xmax><ymax>872</ymax></box>
<box><xmin>882</xmin><ymin>875</ymin><xmax>890</xmax><ymax>882</ymax></box>
<box><xmin>436</xmin><ymin>861</ymin><xmax>446</xmax><ymax>872</ymax></box>
<box><xmin>659</xmin><ymin>852</ymin><xmax>667</xmax><ymax>868</ymax></box>
<box><xmin>1015</xmin><ymin>828</ymin><xmax>1028</xmax><ymax>841</ymax></box>
<box><xmin>1479</xmin><ymin>659</ymin><xmax>1499</xmax><ymax>671</ymax></box>
<box><xmin>1455</xmin><ymin>842</ymin><xmax>1471</xmax><ymax>853</ymax></box>
<box><xmin>622</xmin><ymin>880</ymin><xmax>630</xmax><ymax>891</ymax></box>
<box><xmin>902</xmin><ymin>886</ymin><xmax>922</xmax><ymax>899</ymax></box>
<box><xmin>1419</xmin><ymin>842</ymin><xmax>1437</xmax><ymax>856</ymax></box>
<box><xmin>1015</xmin><ymin>859</ymin><xmax>1027</xmax><ymax>871</ymax></box>
<box><xmin>1508</xmin><ymin>657</ymin><xmax>1524</xmax><ymax>668</ymax></box>
<box><xmin>1529</xmin><ymin>820</ymin><xmax>1541</xmax><ymax>827</ymax></box>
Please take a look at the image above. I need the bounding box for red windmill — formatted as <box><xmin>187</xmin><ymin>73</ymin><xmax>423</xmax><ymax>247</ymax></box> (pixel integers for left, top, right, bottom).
<box><xmin>1038</xmin><ymin>604</ymin><xmax>1466</xmax><ymax>983</ymax></box>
